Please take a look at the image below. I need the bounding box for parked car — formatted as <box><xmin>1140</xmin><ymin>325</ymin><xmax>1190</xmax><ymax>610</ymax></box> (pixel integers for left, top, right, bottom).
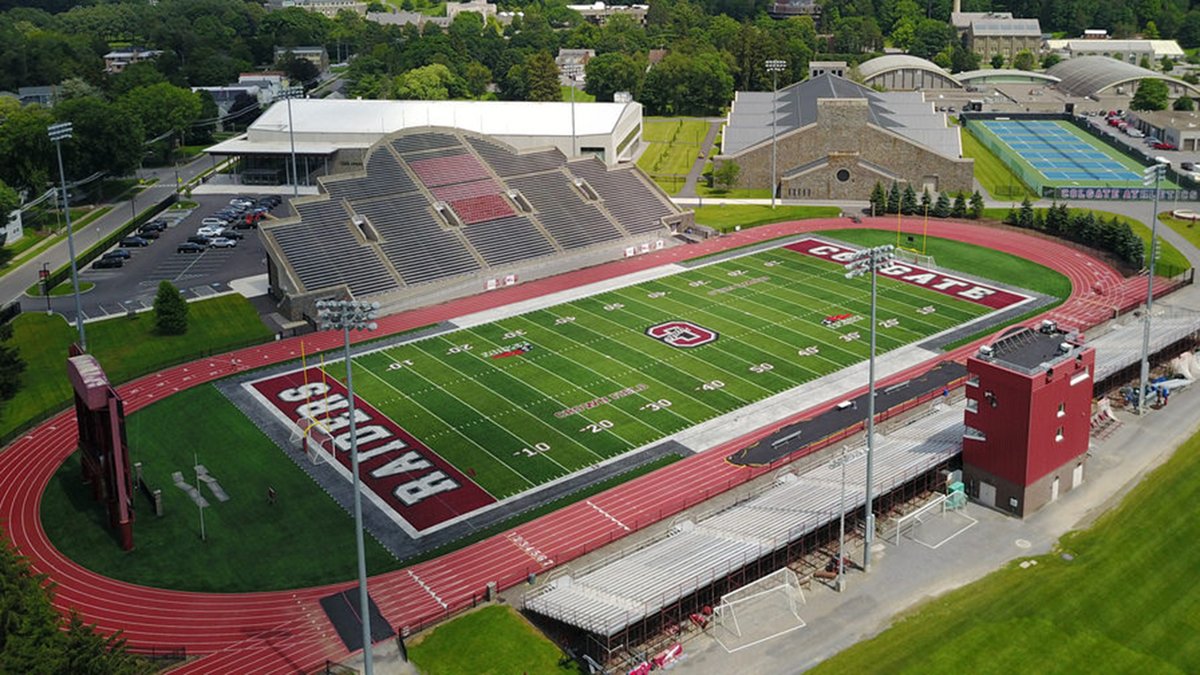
<box><xmin>197</xmin><ymin>225</ymin><xmax>225</xmax><ymax>237</ymax></box>
<box><xmin>1182</xmin><ymin>161</ymin><xmax>1195</xmax><ymax>171</ymax></box>
<box><xmin>208</xmin><ymin>237</ymin><xmax>237</xmax><ymax>249</ymax></box>
<box><xmin>177</xmin><ymin>242</ymin><xmax>206</xmax><ymax>254</ymax></box>
<box><xmin>186</xmin><ymin>235</ymin><xmax>212</xmax><ymax>246</ymax></box>
<box><xmin>1154</xmin><ymin>141</ymin><xmax>1177</xmax><ymax>150</ymax></box>
<box><xmin>92</xmin><ymin>257</ymin><xmax>124</xmax><ymax>269</ymax></box>
<box><xmin>201</xmin><ymin>218</ymin><xmax>230</xmax><ymax>229</ymax></box>
<box><xmin>102</xmin><ymin>249</ymin><xmax>131</xmax><ymax>260</ymax></box>
<box><xmin>119</xmin><ymin>236</ymin><xmax>150</xmax><ymax>247</ymax></box>
<box><xmin>140</xmin><ymin>220</ymin><xmax>168</xmax><ymax>233</ymax></box>
<box><xmin>216</xmin><ymin>228</ymin><xmax>244</xmax><ymax>240</ymax></box>
<box><xmin>137</xmin><ymin>229</ymin><xmax>161</xmax><ymax>239</ymax></box>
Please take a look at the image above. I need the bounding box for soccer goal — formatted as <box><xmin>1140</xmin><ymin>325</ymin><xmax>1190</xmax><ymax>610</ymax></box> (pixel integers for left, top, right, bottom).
<box><xmin>287</xmin><ymin>415</ymin><xmax>334</xmax><ymax>465</ymax></box>
<box><xmin>889</xmin><ymin>493</ymin><xmax>978</xmax><ymax>549</ymax></box>
<box><xmin>712</xmin><ymin>568</ymin><xmax>806</xmax><ymax>653</ymax></box>
<box><xmin>893</xmin><ymin>248</ymin><xmax>937</xmax><ymax>269</ymax></box>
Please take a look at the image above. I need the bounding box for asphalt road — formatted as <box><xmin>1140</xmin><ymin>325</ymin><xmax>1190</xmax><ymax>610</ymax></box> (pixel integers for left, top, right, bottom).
<box><xmin>35</xmin><ymin>194</ymin><xmax>278</xmax><ymax>322</ymax></box>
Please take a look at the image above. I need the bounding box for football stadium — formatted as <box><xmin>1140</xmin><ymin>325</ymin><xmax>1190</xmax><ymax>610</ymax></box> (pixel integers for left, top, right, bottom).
<box><xmin>5</xmin><ymin>73</ymin><xmax>1200</xmax><ymax>675</ymax></box>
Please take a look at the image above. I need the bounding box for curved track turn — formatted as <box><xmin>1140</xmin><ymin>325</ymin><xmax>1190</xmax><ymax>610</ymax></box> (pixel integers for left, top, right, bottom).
<box><xmin>0</xmin><ymin>219</ymin><xmax>1163</xmax><ymax>671</ymax></box>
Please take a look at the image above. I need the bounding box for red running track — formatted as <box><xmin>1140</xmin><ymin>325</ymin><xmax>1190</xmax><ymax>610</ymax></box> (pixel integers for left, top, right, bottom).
<box><xmin>0</xmin><ymin>218</ymin><xmax>1174</xmax><ymax>672</ymax></box>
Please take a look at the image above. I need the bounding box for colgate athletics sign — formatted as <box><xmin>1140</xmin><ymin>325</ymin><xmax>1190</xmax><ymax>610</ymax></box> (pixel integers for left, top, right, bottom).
<box><xmin>646</xmin><ymin>320</ymin><xmax>719</xmax><ymax>348</ymax></box>
<box><xmin>786</xmin><ymin>238</ymin><xmax>1030</xmax><ymax>310</ymax></box>
<box><xmin>248</xmin><ymin>367</ymin><xmax>495</xmax><ymax>533</ymax></box>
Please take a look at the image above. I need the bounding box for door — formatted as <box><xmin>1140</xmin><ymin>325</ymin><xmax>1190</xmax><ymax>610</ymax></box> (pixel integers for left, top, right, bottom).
<box><xmin>979</xmin><ymin>481</ymin><xmax>997</xmax><ymax>507</ymax></box>
<box><xmin>1072</xmin><ymin>463</ymin><xmax>1084</xmax><ymax>488</ymax></box>
<box><xmin>1050</xmin><ymin>477</ymin><xmax>1060</xmax><ymax>502</ymax></box>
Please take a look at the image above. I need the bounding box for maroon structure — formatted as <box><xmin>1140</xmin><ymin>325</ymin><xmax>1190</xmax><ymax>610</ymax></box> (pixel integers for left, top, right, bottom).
<box><xmin>962</xmin><ymin>321</ymin><xmax>1096</xmax><ymax>517</ymax></box>
<box><xmin>67</xmin><ymin>348</ymin><xmax>135</xmax><ymax>550</ymax></box>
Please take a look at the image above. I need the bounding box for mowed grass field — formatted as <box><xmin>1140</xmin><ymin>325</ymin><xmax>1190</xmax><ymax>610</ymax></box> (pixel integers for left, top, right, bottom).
<box><xmin>961</xmin><ymin>125</ymin><xmax>1037</xmax><ymax>201</ymax></box>
<box><xmin>813</xmin><ymin>426</ymin><xmax>1200</xmax><ymax>674</ymax></box>
<box><xmin>326</xmin><ymin>243</ymin><xmax>993</xmax><ymax>499</ymax></box>
<box><xmin>637</xmin><ymin>117</ymin><xmax>709</xmax><ymax>194</ymax></box>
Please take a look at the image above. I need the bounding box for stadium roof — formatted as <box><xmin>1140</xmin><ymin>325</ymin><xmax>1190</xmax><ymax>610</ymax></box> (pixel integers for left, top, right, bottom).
<box><xmin>722</xmin><ymin>74</ymin><xmax>961</xmax><ymax>159</ymax></box>
<box><xmin>955</xmin><ymin>69</ymin><xmax>1061</xmax><ymax>85</ymax></box>
<box><xmin>208</xmin><ymin>98</ymin><xmax>638</xmax><ymax>155</ymax></box>
<box><xmin>1047</xmin><ymin>56</ymin><xmax>1200</xmax><ymax>98</ymax></box>
<box><xmin>858</xmin><ymin>54</ymin><xmax>958</xmax><ymax>85</ymax></box>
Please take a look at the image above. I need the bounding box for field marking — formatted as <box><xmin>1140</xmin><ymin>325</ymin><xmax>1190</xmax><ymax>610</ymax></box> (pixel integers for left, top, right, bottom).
<box><xmin>407</xmin><ymin>569</ymin><xmax>448</xmax><ymax>609</ymax></box>
<box><xmin>419</xmin><ymin>333</ymin><xmax>612</xmax><ymax>464</ymax></box>
<box><xmin>357</xmin><ymin>362</ymin><xmax>539</xmax><ymax>494</ymax></box>
<box><xmin>456</xmin><ymin>323</ymin><xmax>653</xmax><ymax>447</ymax></box>
<box><xmin>586</xmin><ymin>500</ymin><xmax>630</xmax><ymax>531</ymax></box>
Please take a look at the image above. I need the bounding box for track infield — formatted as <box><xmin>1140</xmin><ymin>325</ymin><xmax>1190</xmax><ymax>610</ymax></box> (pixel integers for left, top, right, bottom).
<box><xmin>245</xmin><ymin>237</ymin><xmax>1032</xmax><ymax>537</ymax></box>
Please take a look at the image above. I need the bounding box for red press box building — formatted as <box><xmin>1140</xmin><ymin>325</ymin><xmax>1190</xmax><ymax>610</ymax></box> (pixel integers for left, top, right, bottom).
<box><xmin>962</xmin><ymin>321</ymin><xmax>1095</xmax><ymax>517</ymax></box>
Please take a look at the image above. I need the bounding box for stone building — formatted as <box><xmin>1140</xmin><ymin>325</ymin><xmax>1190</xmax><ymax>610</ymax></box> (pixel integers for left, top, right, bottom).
<box><xmin>715</xmin><ymin>74</ymin><xmax>973</xmax><ymax>201</ymax></box>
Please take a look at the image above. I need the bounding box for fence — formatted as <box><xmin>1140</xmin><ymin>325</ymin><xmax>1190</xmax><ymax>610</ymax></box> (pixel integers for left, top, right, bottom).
<box><xmin>127</xmin><ymin>645</ymin><xmax>186</xmax><ymax>667</ymax></box>
<box><xmin>961</xmin><ymin>117</ymin><xmax>1047</xmax><ymax>197</ymax></box>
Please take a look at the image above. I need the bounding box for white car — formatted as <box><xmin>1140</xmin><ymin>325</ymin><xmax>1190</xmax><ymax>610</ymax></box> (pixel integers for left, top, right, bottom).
<box><xmin>200</xmin><ymin>217</ymin><xmax>230</xmax><ymax>228</ymax></box>
<box><xmin>197</xmin><ymin>225</ymin><xmax>225</xmax><ymax>237</ymax></box>
<box><xmin>208</xmin><ymin>237</ymin><xmax>237</xmax><ymax>249</ymax></box>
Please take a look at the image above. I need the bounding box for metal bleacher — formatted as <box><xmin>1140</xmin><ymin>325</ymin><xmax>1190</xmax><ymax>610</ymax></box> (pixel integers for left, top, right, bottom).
<box><xmin>569</xmin><ymin>158</ymin><xmax>674</xmax><ymax>235</ymax></box>
<box><xmin>323</xmin><ymin>150</ymin><xmax>417</xmax><ymax>202</ymax></box>
<box><xmin>467</xmin><ymin>137</ymin><xmax>566</xmax><ymax>177</ymax></box>
<box><xmin>391</xmin><ymin>132</ymin><xmax>460</xmax><ymax>154</ymax></box>
<box><xmin>463</xmin><ymin>215</ymin><xmax>557</xmax><ymax>267</ymax></box>
<box><xmin>508</xmin><ymin>172</ymin><xmax>621</xmax><ymax>249</ymax></box>
<box><xmin>524</xmin><ymin>403</ymin><xmax>965</xmax><ymax>637</ymax></box>
<box><xmin>351</xmin><ymin>194</ymin><xmax>480</xmax><ymax>285</ymax></box>
<box><xmin>271</xmin><ymin>200</ymin><xmax>399</xmax><ymax>296</ymax></box>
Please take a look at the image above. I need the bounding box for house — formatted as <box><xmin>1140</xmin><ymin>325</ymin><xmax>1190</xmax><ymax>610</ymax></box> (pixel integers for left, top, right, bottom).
<box><xmin>103</xmin><ymin>48</ymin><xmax>163</xmax><ymax>75</ymax></box>
<box><xmin>274</xmin><ymin>46</ymin><xmax>330</xmax><ymax>73</ymax></box>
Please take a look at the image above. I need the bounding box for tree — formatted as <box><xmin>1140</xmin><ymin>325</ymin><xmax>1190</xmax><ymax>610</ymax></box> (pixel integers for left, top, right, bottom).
<box><xmin>1161</xmin><ymin>56</ymin><xmax>1175</xmax><ymax>73</ymax></box>
<box><xmin>392</xmin><ymin>64</ymin><xmax>465</xmax><ymax>100</ymax></box>
<box><xmin>1131</xmin><ymin>78</ymin><xmax>1169</xmax><ymax>111</ymax></box>
<box><xmin>502</xmin><ymin>52</ymin><xmax>560</xmax><ymax>102</ymax></box>
<box><xmin>1012</xmin><ymin>50</ymin><xmax>1036</xmax><ymax>71</ymax></box>
<box><xmin>0</xmin><ymin>99</ymin><xmax>55</xmax><ymax>193</ymax></box>
<box><xmin>919</xmin><ymin>187</ymin><xmax>932</xmax><ymax>214</ymax></box>
<box><xmin>951</xmin><ymin>192</ymin><xmax>967</xmax><ymax>218</ymax></box>
<box><xmin>1041</xmin><ymin>53</ymin><xmax>1062</xmax><ymax>69</ymax></box>
<box><xmin>277</xmin><ymin>52</ymin><xmax>320</xmax><ymax>87</ymax></box>
<box><xmin>120</xmin><ymin>83</ymin><xmax>202</xmax><ymax>146</ymax></box>
<box><xmin>990</xmin><ymin>54</ymin><xmax>1005</xmax><ymax>69</ymax></box>
<box><xmin>900</xmin><ymin>183</ymin><xmax>918</xmax><ymax>215</ymax></box>
<box><xmin>886</xmin><ymin>182</ymin><xmax>901</xmax><ymax>214</ymax></box>
<box><xmin>1174</xmin><ymin>96</ymin><xmax>1195</xmax><ymax>111</ymax></box>
<box><xmin>933</xmin><ymin>191</ymin><xmax>951</xmax><ymax>218</ymax></box>
<box><xmin>584</xmin><ymin>52</ymin><xmax>645</xmax><ymax>102</ymax></box>
<box><xmin>640</xmin><ymin>51</ymin><xmax>733</xmax><ymax>116</ymax></box>
<box><xmin>969</xmin><ymin>191</ymin><xmax>985</xmax><ymax>219</ymax></box>
<box><xmin>713</xmin><ymin>161</ymin><xmax>741</xmax><ymax>191</ymax></box>
<box><xmin>154</xmin><ymin>281</ymin><xmax>189</xmax><ymax>335</ymax></box>
<box><xmin>1018</xmin><ymin>196</ymin><xmax>1035</xmax><ymax>229</ymax></box>
<box><xmin>54</xmin><ymin>96</ymin><xmax>144</xmax><ymax>180</ymax></box>
<box><xmin>869</xmin><ymin>182</ymin><xmax>887</xmax><ymax>216</ymax></box>
<box><xmin>0</xmin><ymin>322</ymin><xmax>25</xmax><ymax>403</ymax></box>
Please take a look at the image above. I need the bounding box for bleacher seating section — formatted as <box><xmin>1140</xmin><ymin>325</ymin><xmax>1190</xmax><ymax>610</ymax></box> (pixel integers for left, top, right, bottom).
<box><xmin>263</xmin><ymin>130</ymin><xmax>682</xmax><ymax>299</ymax></box>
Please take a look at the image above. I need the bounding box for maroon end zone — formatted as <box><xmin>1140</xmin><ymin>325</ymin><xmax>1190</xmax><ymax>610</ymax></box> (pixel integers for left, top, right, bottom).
<box><xmin>787</xmin><ymin>238</ymin><xmax>1031</xmax><ymax>310</ymax></box>
<box><xmin>250</xmin><ymin>367</ymin><xmax>495</xmax><ymax>532</ymax></box>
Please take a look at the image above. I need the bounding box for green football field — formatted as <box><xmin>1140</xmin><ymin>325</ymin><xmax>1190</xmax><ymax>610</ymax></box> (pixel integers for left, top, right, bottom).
<box><xmin>329</xmin><ymin>242</ymin><xmax>995</xmax><ymax>499</ymax></box>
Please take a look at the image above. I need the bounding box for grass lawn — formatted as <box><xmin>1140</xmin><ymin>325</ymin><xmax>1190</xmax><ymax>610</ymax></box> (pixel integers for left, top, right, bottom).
<box><xmin>560</xmin><ymin>86</ymin><xmax>595</xmax><ymax>103</ymax></box>
<box><xmin>982</xmin><ymin>207</ymin><xmax>1190</xmax><ymax>276</ymax></box>
<box><xmin>1159</xmin><ymin>213</ymin><xmax>1200</xmax><ymax>257</ymax></box>
<box><xmin>692</xmin><ymin>204</ymin><xmax>842</xmax><ymax>232</ymax></box>
<box><xmin>40</xmin><ymin>385</ymin><xmax>400</xmax><ymax>592</ymax></box>
<box><xmin>408</xmin><ymin>605</ymin><xmax>582</xmax><ymax>675</ymax></box>
<box><xmin>961</xmin><ymin>126</ymin><xmax>1037</xmax><ymax>201</ymax></box>
<box><xmin>637</xmin><ymin>117</ymin><xmax>709</xmax><ymax>194</ymax></box>
<box><xmin>0</xmin><ymin>295</ymin><xmax>272</xmax><ymax>443</ymax></box>
<box><xmin>694</xmin><ymin>185</ymin><xmax>774</xmax><ymax>199</ymax></box>
<box><xmin>812</xmin><ymin>425</ymin><xmax>1200</xmax><ymax>674</ymax></box>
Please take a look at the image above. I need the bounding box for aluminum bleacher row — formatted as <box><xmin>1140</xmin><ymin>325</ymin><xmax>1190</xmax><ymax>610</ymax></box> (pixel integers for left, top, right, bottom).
<box><xmin>262</xmin><ymin>129</ymin><xmax>684</xmax><ymax>300</ymax></box>
<box><xmin>523</xmin><ymin>403</ymin><xmax>965</xmax><ymax>637</ymax></box>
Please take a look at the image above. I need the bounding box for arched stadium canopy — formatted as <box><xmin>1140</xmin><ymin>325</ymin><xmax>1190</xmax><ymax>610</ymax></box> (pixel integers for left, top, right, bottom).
<box><xmin>1046</xmin><ymin>56</ymin><xmax>1200</xmax><ymax>98</ymax></box>
<box><xmin>955</xmin><ymin>69</ymin><xmax>1061</xmax><ymax>85</ymax></box>
<box><xmin>857</xmin><ymin>54</ymin><xmax>962</xmax><ymax>90</ymax></box>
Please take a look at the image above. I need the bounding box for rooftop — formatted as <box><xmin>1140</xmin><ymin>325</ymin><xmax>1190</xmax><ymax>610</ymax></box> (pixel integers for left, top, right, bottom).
<box><xmin>968</xmin><ymin>16</ymin><xmax>1041</xmax><ymax>37</ymax></box>
<box><xmin>977</xmin><ymin>324</ymin><xmax>1083</xmax><ymax>373</ymax></box>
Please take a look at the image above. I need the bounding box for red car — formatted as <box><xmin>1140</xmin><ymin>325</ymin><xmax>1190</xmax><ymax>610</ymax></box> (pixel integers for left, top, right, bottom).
<box><xmin>1153</xmin><ymin>141</ymin><xmax>1177</xmax><ymax>150</ymax></box>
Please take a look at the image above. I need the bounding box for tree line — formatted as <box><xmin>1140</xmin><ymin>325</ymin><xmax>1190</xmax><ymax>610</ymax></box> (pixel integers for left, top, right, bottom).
<box><xmin>1005</xmin><ymin>199</ymin><xmax>1146</xmax><ymax>269</ymax></box>
<box><xmin>869</xmin><ymin>181</ymin><xmax>987</xmax><ymax>220</ymax></box>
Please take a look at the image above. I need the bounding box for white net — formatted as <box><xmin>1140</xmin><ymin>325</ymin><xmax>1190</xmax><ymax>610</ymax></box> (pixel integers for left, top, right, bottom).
<box><xmin>894</xmin><ymin>248</ymin><xmax>937</xmax><ymax>269</ymax></box>
<box><xmin>714</xmin><ymin>568</ymin><xmax>806</xmax><ymax>643</ymax></box>
<box><xmin>288</xmin><ymin>415</ymin><xmax>334</xmax><ymax>465</ymax></box>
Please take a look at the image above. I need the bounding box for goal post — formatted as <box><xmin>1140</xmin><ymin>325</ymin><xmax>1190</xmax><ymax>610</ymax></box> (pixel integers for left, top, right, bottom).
<box><xmin>287</xmin><ymin>415</ymin><xmax>334</xmax><ymax>465</ymax></box>
<box><xmin>714</xmin><ymin>568</ymin><xmax>806</xmax><ymax>639</ymax></box>
<box><xmin>889</xmin><ymin>493</ymin><xmax>948</xmax><ymax>545</ymax></box>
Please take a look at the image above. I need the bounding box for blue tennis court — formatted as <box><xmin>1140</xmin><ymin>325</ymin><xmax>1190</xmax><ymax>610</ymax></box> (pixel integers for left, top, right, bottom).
<box><xmin>980</xmin><ymin>119</ymin><xmax>1142</xmax><ymax>183</ymax></box>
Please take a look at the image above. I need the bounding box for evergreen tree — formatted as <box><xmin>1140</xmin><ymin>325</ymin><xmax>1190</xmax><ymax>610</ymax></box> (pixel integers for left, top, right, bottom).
<box><xmin>1004</xmin><ymin>207</ymin><xmax>1018</xmax><ymax>225</ymax></box>
<box><xmin>869</xmin><ymin>182</ymin><xmax>887</xmax><ymax>216</ymax></box>
<box><xmin>919</xmin><ymin>189</ymin><xmax>932</xmax><ymax>214</ymax></box>
<box><xmin>886</xmin><ymin>182</ymin><xmax>901</xmax><ymax>214</ymax></box>
<box><xmin>900</xmin><ymin>184</ymin><xmax>918</xmax><ymax>215</ymax></box>
<box><xmin>933</xmin><ymin>191</ymin><xmax>952</xmax><ymax>218</ymax></box>
<box><xmin>951</xmin><ymin>192</ymin><xmax>968</xmax><ymax>218</ymax></box>
<box><xmin>153</xmin><ymin>281</ymin><xmax>189</xmax><ymax>335</ymax></box>
<box><xmin>1017</xmin><ymin>196</ymin><xmax>1035</xmax><ymax>229</ymax></box>
<box><xmin>969</xmin><ymin>191</ymin><xmax>985</xmax><ymax>219</ymax></box>
<box><xmin>0</xmin><ymin>323</ymin><xmax>25</xmax><ymax>402</ymax></box>
<box><xmin>1033</xmin><ymin>208</ymin><xmax>1045</xmax><ymax>231</ymax></box>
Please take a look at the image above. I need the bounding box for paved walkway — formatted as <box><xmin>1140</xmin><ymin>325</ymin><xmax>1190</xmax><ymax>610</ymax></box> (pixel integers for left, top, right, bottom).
<box><xmin>677</xmin><ymin>119</ymin><xmax>723</xmax><ymax>198</ymax></box>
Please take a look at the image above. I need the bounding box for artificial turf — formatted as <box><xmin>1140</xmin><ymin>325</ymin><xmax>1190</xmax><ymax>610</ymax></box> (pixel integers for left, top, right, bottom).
<box><xmin>811</xmin><ymin>426</ymin><xmax>1200</xmax><ymax>674</ymax></box>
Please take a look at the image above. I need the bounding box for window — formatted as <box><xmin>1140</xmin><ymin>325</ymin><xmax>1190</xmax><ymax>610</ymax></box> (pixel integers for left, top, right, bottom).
<box><xmin>966</xmin><ymin>375</ymin><xmax>979</xmax><ymax>387</ymax></box>
<box><xmin>1057</xmin><ymin>402</ymin><xmax>1066</xmax><ymax>418</ymax></box>
<box><xmin>835</xmin><ymin>168</ymin><xmax>850</xmax><ymax>182</ymax></box>
<box><xmin>1055</xmin><ymin>426</ymin><xmax>1064</xmax><ymax>442</ymax></box>
<box><xmin>966</xmin><ymin>398</ymin><xmax>978</xmax><ymax>413</ymax></box>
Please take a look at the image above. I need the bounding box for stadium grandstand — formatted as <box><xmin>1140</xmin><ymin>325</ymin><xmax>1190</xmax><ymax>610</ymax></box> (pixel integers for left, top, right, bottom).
<box><xmin>205</xmin><ymin>98</ymin><xmax>645</xmax><ymax>189</ymax></box>
<box><xmin>260</xmin><ymin>128</ymin><xmax>693</xmax><ymax>319</ymax></box>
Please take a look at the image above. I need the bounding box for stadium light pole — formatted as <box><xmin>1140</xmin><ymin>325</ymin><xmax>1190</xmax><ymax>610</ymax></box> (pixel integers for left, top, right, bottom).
<box><xmin>1138</xmin><ymin>158</ymin><xmax>1168</xmax><ymax>415</ymax></box>
<box><xmin>765</xmin><ymin>59</ymin><xmax>787</xmax><ymax>209</ymax></box>
<box><xmin>276</xmin><ymin>86</ymin><xmax>304</xmax><ymax>198</ymax></box>
<box><xmin>317</xmin><ymin>299</ymin><xmax>380</xmax><ymax>674</ymax></box>
<box><xmin>569</xmin><ymin>72</ymin><xmax>578</xmax><ymax>158</ymax></box>
<box><xmin>48</xmin><ymin>122</ymin><xmax>86</xmax><ymax>351</ymax></box>
<box><xmin>845</xmin><ymin>244</ymin><xmax>895</xmax><ymax>573</ymax></box>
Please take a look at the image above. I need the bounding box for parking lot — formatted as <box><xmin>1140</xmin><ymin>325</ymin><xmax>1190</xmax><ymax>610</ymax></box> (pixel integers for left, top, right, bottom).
<box><xmin>38</xmin><ymin>194</ymin><xmax>279</xmax><ymax>322</ymax></box>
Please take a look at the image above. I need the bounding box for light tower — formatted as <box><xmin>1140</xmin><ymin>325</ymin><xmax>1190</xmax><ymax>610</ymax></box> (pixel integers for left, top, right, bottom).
<box><xmin>48</xmin><ymin>122</ymin><xmax>87</xmax><ymax>350</ymax></box>
<box><xmin>765</xmin><ymin>59</ymin><xmax>787</xmax><ymax>209</ymax></box>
